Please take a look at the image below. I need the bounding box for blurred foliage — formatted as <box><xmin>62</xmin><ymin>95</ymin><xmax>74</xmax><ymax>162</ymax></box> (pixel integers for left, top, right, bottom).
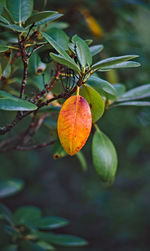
<box><xmin>1</xmin><ymin>0</ymin><xmax>150</xmax><ymax>250</ymax></box>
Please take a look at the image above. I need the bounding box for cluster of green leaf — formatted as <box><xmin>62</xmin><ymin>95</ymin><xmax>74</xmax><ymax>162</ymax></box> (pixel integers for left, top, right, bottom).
<box><xmin>0</xmin><ymin>179</ymin><xmax>87</xmax><ymax>250</ymax></box>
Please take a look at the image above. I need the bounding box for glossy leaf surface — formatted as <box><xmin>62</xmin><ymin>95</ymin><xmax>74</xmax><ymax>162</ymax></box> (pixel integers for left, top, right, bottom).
<box><xmin>0</xmin><ymin>179</ymin><xmax>24</xmax><ymax>198</ymax></box>
<box><xmin>57</xmin><ymin>95</ymin><xmax>92</xmax><ymax>156</ymax></box>
<box><xmin>118</xmin><ymin>83</ymin><xmax>150</xmax><ymax>101</ymax></box>
<box><xmin>92</xmin><ymin>129</ymin><xmax>118</xmax><ymax>183</ymax></box>
<box><xmin>6</xmin><ymin>0</ymin><xmax>33</xmax><ymax>23</ymax></box>
<box><xmin>72</xmin><ymin>35</ymin><xmax>92</xmax><ymax>67</ymax></box>
<box><xmin>91</xmin><ymin>55</ymin><xmax>139</xmax><ymax>71</ymax></box>
<box><xmin>80</xmin><ymin>84</ymin><xmax>104</xmax><ymax>122</ymax></box>
<box><xmin>25</xmin><ymin>11</ymin><xmax>61</xmax><ymax>26</ymax></box>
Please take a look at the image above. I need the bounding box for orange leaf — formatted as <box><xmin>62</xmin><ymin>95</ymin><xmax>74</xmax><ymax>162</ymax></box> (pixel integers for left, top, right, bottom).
<box><xmin>57</xmin><ymin>95</ymin><xmax>92</xmax><ymax>156</ymax></box>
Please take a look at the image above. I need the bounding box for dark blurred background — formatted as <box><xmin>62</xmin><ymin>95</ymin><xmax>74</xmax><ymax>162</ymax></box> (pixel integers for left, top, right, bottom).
<box><xmin>1</xmin><ymin>0</ymin><xmax>150</xmax><ymax>250</ymax></box>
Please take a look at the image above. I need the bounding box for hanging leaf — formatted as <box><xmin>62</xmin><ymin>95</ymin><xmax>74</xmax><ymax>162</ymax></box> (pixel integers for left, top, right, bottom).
<box><xmin>57</xmin><ymin>95</ymin><xmax>92</xmax><ymax>156</ymax></box>
<box><xmin>0</xmin><ymin>179</ymin><xmax>24</xmax><ymax>198</ymax></box>
<box><xmin>72</xmin><ymin>35</ymin><xmax>92</xmax><ymax>68</ymax></box>
<box><xmin>6</xmin><ymin>0</ymin><xmax>33</xmax><ymax>24</ymax></box>
<box><xmin>92</xmin><ymin>128</ymin><xmax>118</xmax><ymax>183</ymax></box>
<box><xmin>80</xmin><ymin>84</ymin><xmax>104</xmax><ymax>122</ymax></box>
<box><xmin>21</xmin><ymin>241</ymin><xmax>45</xmax><ymax>251</ymax></box>
<box><xmin>25</xmin><ymin>11</ymin><xmax>62</xmax><ymax>26</ymax></box>
<box><xmin>89</xmin><ymin>44</ymin><xmax>104</xmax><ymax>56</ymax></box>
<box><xmin>118</xmin><ymin>83</ymin><xmax>150</xmax><ymax>101</ymax></box>
<box><xmin>113</xmin><ymin>83</ymin><xmax>126</xmax><ymax>97</ymax></box>
<box><xmin>91</xmin><ymin>55</ymin><xmax>139</xmax><ymax>72</ymax></box>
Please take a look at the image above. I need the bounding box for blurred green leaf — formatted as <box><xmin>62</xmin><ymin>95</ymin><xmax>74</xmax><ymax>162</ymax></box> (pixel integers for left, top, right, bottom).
<box><xmin>80</xmin><ymin>84</ymin><xmax>104</xmax><ymax>122</ymax></box>
<box><xmin>6</xmin><ymin>0</ymin><xmax>33</xmax><ymax>23</ymax></box>
<box><xmin>47</xmin><ymin>28</ymin><xmax>69</xmax><ymax>50</ymax></box>
<box><xmin>98</xmin><ymin>61</ymin><xmax>141</xmax><ymax>71</ymax></box>
<box><xmin>2</xmin><ymin>244</ymin><xmax>17</xmax><ymax>251</ymax></box>
<box><xmin>0</xmin><ymin>203</ymin><xmax>14</xmax><ymax>224</ymax></box>
<box><xmin>0</xmin><ymin>14</ymin><xmax>9</xmax><ymax>24</ymax></box>
<box><xmin>87</xmin><ymin>76</ymin><xmax>117</xmax><ymax>99</ymax></box>
<box><xmin>112</xmin><ymin>101</ymin><xmax>150</xmax><ymax>107</ymax></box>
<box><xmin>92</xmin><ymin>128</ymin><xmax>118</xmax><ymax>183</ymax></box>
<box><xmin>36</xmin><ymin>216</ymin><xmax>69</xmax><ymax>230</ymax></box>
<box><xmin>1</xmin><ymin>7</ymin><xmax>14</xmax><ymax>23</ymax></box>
<box><xmin>14</xmin><ymin>206</ymin><xmax>41</xmax><ymax>224</ymax></box>
<box><xmin>118</xmin><ymin>84</ymin><xmax>150</xmax><ymax>101</ymax></box>
<box><xmin>0</xmin><ymin>44</ymin><xmax>9</xmax><ymax>52</ymax></box>
<box><xmin>91</xmin><ymin>55</ymin><xmax>139</xmax><ymax>71</ymax></box>
<box><xmin>113</xmin><ymin>83</ymin><xmax>126</xmax><ymax>97</ymax></box>
<box><xmin>25</xmin><ymin>11</ymin><xmax>62</xmax><ymax>26</ymax></box>
<box><xmin>0</xmin><ymin>179</ymin><xmax>24</xmax><ymax>198</ymax></box>
<box><xmin>89</xmin><ymin>44</ymin><xmax>104</xmax><ymax>56</ymax></box>
<box><xmin>0</xmin><ymin>22</ymin><xmax>26</xmax><ymax>32</ymax></box>
<box><xmin>42</xmin><ymin>32</ymin><xmax>80</xmax><ymax>72</ymax></box>
<box><xmin>0</xmin><ymin>91</ymin><xmax>37</xmax><ymax>111</ymax></box>
<box><xmin>37</xmin><ymin>232</ymin><xmax>88</xmax><ymax>247</ymax></box>
<box><xmin>76</xmin><ymin>151</ymin><xmax>87</xmax><ymax>171</ymax></box>
<box><xmin>37</xmin><ymin>241</ymin><xmax>55</xmax><ymax>250</ymax></box>
<box><xmin>21</xmin><ymin>241</ymin><xmax>45</xmax><ymax>251</ymax></box>
<box><xmin>1</xmin><ymin>62</ymin><xmax>11</xmax><ymax>78</ymax></box>
<box><xmin>72</xmin><ymin>35</ymin><xmax>92</xmax><ymax>68</ymax></box>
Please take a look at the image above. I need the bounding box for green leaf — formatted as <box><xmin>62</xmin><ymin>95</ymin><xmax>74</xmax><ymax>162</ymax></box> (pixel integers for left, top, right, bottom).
<box><xmin>1</xmin><ymin>7</ymin><xmax>14</xmax><ymax>23</ymax></box>
<box><xmin>47</xmin><ymin>28</ymin><xmax>69</xmax><ymax>50</ymax></box>
<box><xmin>21</xmin><ymin>241</ymin><xmax>45</xmax><ymax>251</ymax></box>
<box><xmin>91</xmin><ymin>55</ymin><xmax>139</xmax><ymax>71</ymax></box>
<box><xmin>0</xmin><ymin>203</ymin><xmax>14</xmax><ymax>224</ymax></box>
<box><xmin>36</xmin><ymin>216</ymin><xmax>69</xmax><ymax>230</ymax></box>
<box><xmin>6</xmin><ymin>0</ymin><xmax>33</xmax><ymax>23</ymax></box>
<box><xmin>0</xmin><ymin>179</ymin><xmax>24</xmax><ymax>198</ymax></box>
<box><xmin>72</xmin><ymin>35</ymin><xmax>92</xmax><ymax>68</ymax></box>
<box><xmin>14</xmin><ymin>206</ymin><xmax>41</xmax><ymax>224</ymax></box>
<box><xmin>1</xmin><ymin>62</ymin><xmax>11</xmax><ymax>79</ymax></box>
<box><xmin>80</xmin><ymin>84</ymin><xmax>104</xmax><ymax>122</ymax></box>
<box><xmin>92</xmin><ymin>128</ymin><xmax>118</xmax><ymax>183</ymax></box>
<box><xmin>0</xmin><ymin>22</ymin><xmax>26</xmax><ymax>32</ymax></box>
<box><xmin>2</xmin><ymin>245</ymin><xmax>17</xmax><ymax>251</ymax></box>
<box><xmin>85</xmin><ymin>39</ymin><xmax>93</xmax><ymax>45</ymax></box>
<box><xmin>98</xmin><ymin>61</ymin><xmax>141</xmax><ymax>71</ymax></box>
<box><xmin>118</xmin><ymin>84</ymin><xmax>150</xmax><ymax>101</ymax></box>
<box><xmin>76</xmin><ymin>151</ymin><xmax>87</xmax><ymax>171</ymax></box>
<box><xmin>52</xmin><ymin>139</ymin><xmax>67</xmax><ymax>159</ymax></box>
<box><xmin>112</xmin><ymin>101</ymin><xmax>150</xmax><ymax>107</ymax></box>
<box><xmin>42</xmin><ymin>32</ymin><xmax>80</xmax><ymax>72</ymax></box>
<box><xmin>0</xmin><ymin>44</ymin><xmax>9</xmax><ymax>52</ymax></box>
<box><xmin>0</xmin><ymin>93</ymin><xmax>37</xmax><ymax>111</ymax></box>
<box><xmin>113</xmin><ymin>83</ymin><xmax>126</xmax><ymax>97</ymax></box>
<box><xmin>89</xmin><ymin>44</ymin><xmax>104</xmax><ymax>56</ymax></box>
<box><xmin>25</xmin><ymin>11</ymin><xmax>62</xmax><ymax>27</ymax></box>
<box><xmin>87</xmin><ymin>76</ymin><xmax>117</xmax><ymax>99</ymax></box>
<box><xmin>0</xmin><ymin>14</ymin><xmax>10</xmax><ymax>24</ymax></box>
<box><xmin>36</xmin><ymin>232</ymin><xmax>88</xmax><ymax>247</ymax></box>
<box><xmin>50</xmin><ymin>52</ymin><xmax>80</xmax><ymax>72</ymax></box>
<box><xmin>37</xmin><ymin>241</ymin><xmax>55</xmax><ymax>251</ymax></box>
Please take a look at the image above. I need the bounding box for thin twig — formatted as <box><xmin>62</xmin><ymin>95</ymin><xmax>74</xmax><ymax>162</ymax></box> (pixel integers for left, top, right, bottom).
<box><xmin>15</xmin><ymin>140</ymin><xmax>55</xmax><ymax>151</ymax></box>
